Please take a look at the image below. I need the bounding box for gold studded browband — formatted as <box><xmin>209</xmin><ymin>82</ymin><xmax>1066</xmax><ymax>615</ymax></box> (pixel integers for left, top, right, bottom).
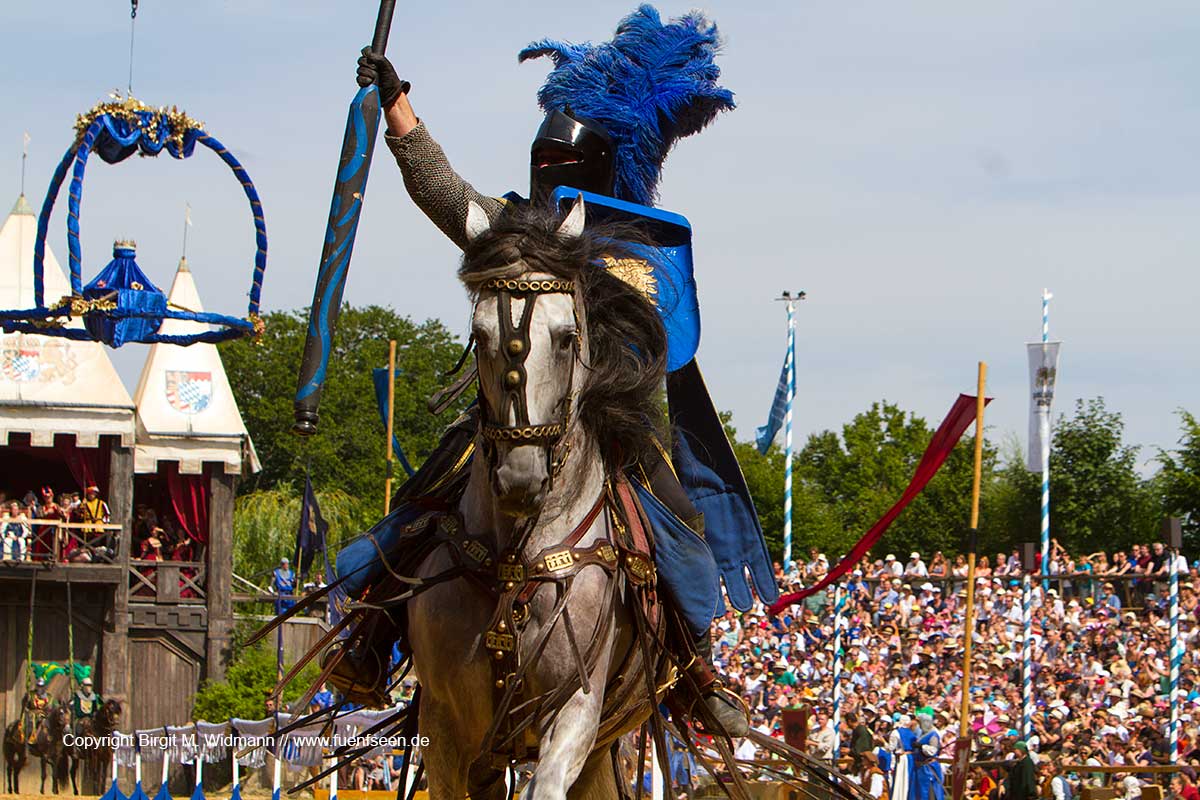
<box><xmin>480</xmin><ymin>278</ymin><xmax>575</xmax><ymax>294</ymax></box>
<box><xmin>481</xmin><ymin>423</ymin><xmax>567</xmax><ymax>442</ymax></box>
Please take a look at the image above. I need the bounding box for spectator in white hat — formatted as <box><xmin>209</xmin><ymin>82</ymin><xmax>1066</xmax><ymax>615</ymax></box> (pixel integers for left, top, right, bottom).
<box><xmin>906</xmin><ymin>552</ymin><xmax>928</xmax><ymax>579</ymax></box>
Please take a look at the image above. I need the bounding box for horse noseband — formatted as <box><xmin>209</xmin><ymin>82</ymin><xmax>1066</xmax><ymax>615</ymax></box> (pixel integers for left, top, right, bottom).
<box><xmin>476</xmin><ymin>277</ymin><xmax>578</xmax><ymax>480</ymax></box>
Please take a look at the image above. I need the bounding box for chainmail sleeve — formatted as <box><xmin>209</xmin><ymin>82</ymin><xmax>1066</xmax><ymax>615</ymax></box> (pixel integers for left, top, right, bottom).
<box><xmin>385</xmin><ymin>122</ymin><xmax>507</xmax><ymax>250</ymax></box>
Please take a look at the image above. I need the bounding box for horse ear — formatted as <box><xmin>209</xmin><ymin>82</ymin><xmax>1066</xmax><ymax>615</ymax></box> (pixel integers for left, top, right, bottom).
<box><xmin>465</xmin><ymin>201</ymin><xmax>491</xmax><ymax>242</ymax></box>
<box><xmin>557</xmin><ymin>195</ymin><xmax>586</xmax><ymax>239</ymax></box>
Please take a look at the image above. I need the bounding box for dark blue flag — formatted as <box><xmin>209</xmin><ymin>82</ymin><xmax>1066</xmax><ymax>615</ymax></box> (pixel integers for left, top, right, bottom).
<box><xmin>372</xmin><ymin>368</ymin><xmax>416</xmax><ymax>477</ymax></box>
<box><xmin>755</xmin><ymin>349</ymin><xmax>790</xmax><ymax>454</ymax></box>
<box><xmin>293</xmin><ymin>476</ymin><xmax>328</xmax><ymax>582</ymax></box>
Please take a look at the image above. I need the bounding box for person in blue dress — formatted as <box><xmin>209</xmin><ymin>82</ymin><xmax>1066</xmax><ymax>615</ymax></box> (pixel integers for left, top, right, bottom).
<box><xmin>272</xmin><ymin>557</ymin><xmax>296</xmax><ymax>614</ymax></box>
<box><xmin>889</xmin><ymin>715</ymin><xmax>917</xmax><ymax>800</ymax></box>
<box><xmin>911</xmin><ymin>707</ymin><xmax>945</xmax><ymax>800</ymax></box>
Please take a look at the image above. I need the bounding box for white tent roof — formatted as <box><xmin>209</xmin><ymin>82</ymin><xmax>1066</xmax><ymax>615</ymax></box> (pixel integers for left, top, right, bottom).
<box><xmin>133</xmin><ymin>259</ymin><xmax>259</xmax><ymax>475</ymax></box>
<box><xmin>0</xmin><ymin>195</ymin><xmax>135</xmax><ymax>447</ymax></box>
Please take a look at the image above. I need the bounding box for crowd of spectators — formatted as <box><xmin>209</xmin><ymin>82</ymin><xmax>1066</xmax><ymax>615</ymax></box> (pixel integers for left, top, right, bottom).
<box><xmin>0</xmin><ymin>483</ymin><xmax>114</xmax><ymax>563</ymax></box>
<box><xmin>710</xmin><ymin>541</ymin><xmax>1200</xmax><ymax>797</ymax></box>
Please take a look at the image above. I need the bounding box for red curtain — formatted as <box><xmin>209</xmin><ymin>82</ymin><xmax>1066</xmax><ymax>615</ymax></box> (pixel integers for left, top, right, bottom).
<box><xmin>55</xmin><ymin>434</ymin><xmax>112</xmax><ymax>492</ymax></box>
<box><xmin>767</xmin><ymin>394</ymin><xmax>990</xmax><ymax>615</ymax></box>
<box><xmin>163</xmin><ymin>462</ymin><xmax>210</xmax><ymax>545</ymax></box>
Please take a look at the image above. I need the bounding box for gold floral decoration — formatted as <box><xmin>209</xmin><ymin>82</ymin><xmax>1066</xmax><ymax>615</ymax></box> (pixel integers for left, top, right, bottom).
<box><xmin>74</xmin><ymin>93</ymin><xmax>205</xmax><ymax>152</ymax></box>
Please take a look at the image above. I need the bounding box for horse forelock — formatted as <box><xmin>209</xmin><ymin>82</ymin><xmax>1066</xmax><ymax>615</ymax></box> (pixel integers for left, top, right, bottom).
<box><xmin>460</xmin><ymin>205</ymin><xmax>667</xmax><ymax>470</ymax></box>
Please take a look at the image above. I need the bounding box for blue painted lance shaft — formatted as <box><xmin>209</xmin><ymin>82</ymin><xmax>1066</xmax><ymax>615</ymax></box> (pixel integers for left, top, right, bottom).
<box><xmin>294</xmin><ymin>0</ymin><xmax>397</xmax><ymax>435</ymax></box>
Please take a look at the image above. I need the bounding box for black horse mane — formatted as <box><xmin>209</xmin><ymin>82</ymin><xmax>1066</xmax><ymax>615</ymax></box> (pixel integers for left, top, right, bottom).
<box><xmin>460</xmin><ymin>204</ymin><xmax>667</xmax><ymax>471</ymax></box>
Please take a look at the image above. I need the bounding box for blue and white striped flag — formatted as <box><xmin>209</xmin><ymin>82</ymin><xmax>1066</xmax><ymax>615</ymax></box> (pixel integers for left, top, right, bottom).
<box><xmin>755</xmin><ymin>350</ymin><xmax>790</xmax><ymax>455</ymax></box>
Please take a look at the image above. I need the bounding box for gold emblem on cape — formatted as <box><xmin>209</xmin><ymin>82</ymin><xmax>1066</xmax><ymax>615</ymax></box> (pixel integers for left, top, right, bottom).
<box><xmin>602</xmin><ymin>257</ymin><xmax>657</xmax><ymax>298</ymax></box>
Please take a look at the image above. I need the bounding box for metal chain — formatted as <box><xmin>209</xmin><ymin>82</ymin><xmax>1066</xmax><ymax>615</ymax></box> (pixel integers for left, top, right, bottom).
<box><xmin>131</xmin><ymin>0</ymin><xmax>138</xmax><ymax>18</ymax></box>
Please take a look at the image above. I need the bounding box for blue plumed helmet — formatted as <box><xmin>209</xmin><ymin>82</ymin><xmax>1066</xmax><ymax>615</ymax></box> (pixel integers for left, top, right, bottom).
<box><xmin>519</xmin><ymin>5</ymin><xmax>735</xmax><ymax>207</ymax></box>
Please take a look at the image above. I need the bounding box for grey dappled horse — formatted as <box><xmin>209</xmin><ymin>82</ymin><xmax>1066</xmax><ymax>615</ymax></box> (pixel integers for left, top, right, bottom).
<box><xmin>408</xmin><ymin>198</ymin><xmax>668</xmax><ymax>800</ymax></box>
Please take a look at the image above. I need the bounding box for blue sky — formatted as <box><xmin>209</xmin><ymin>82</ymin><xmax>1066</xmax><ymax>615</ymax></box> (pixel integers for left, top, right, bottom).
<box><xmin>3</xmin><ymin>2</ymin><xmax>1198</xmax><ymax>472</ymax></box>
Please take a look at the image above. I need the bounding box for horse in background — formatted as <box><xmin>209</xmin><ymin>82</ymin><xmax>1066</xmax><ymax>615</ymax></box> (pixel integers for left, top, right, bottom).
<box><xmin>31</xmin><ymin>704</ymin><xmax>72</xmax><ymax>793</ymax></box>
<box><xmin>3</xmin><ymin>720</ymin><xmax>27</xmax><ymax>793</ymax></box>
<box><xmin>70</xmin><ymin>698</ymin><xmax>122</xmax><ymax>795</ymax></box>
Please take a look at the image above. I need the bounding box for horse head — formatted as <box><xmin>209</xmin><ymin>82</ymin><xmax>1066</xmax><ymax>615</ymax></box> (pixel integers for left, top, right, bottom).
<box><xmin>463</xmin><ymin>198</ymin><xmax>588</xmax><ymax>516</ymax></box>
<box><xmin>47</xmin><ymin>704</ymin><xmax>70</xmax><ymax>735</ymax></box>
<box><xmin>97</xmin><ymin>699</ymin><xmax>121</xmax><ymax>734</ymax></box>
<box><xmin>460</xmin><ymin>197</ymin><xmax>667</xmax><ymax>518</ymax></box>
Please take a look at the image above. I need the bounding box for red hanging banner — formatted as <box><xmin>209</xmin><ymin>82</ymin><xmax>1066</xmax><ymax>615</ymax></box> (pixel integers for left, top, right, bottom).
<box><xmin>767</xmin><ymin>393</ymin><xmax>991</xmax><ymax>616</ymax></box>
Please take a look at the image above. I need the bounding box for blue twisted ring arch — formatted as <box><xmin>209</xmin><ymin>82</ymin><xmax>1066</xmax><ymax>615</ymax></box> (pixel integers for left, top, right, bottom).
<box><xmin>2</xmin><ymin>99</ymin><xmax>267</xmax><ymax>346</ymax></box>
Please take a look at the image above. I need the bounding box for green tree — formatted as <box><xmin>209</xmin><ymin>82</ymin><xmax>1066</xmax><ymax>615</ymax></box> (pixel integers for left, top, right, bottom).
<box><xmin>220</xmin><ymin>306</ymin><xmax>469</xmax><ymax>500</ymax></box>
<box><xmin>1046</xmin><ymin>398</ymin><xmax>1157</xmax><ymax>552</ymax></box>
<box><xmin>191</xmin><ymin>625</ymin><xmax>320</xmax><ymax>721</ymax></box>
<box><xmin>794</xmin><ymin>400</ymin><xmax>995</xmax><ymax>559</ymax></box>
<box><xmin>233</xmin><ymin>484</ymin><xmax>378</xmax><ymax>581</ymax></box>
<box><xmin>732</xmin><ymin>438</ymin><xmax>843</xmax><ymax>563</ymax></box>
<box><xmin>1157</xmin><ymin>409</ymin><xmax>1200</xmax><ymax>552</ymax></box>
<box><xmin>980</xmin><ymin>435</ymin><xmax>1039</xmax><ymax>555</ymax></box>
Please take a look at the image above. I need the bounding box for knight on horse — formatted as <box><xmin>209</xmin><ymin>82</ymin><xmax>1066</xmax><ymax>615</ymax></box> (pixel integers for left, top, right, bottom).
<box><xmin>339</xmin><ymin>4</ymin><xmax>777</xmax><ymax>739</ymax></box>
<box><xmin>21</xmin><ymin>678</ymin><xmax>51</xmax><ymax>743</ymax></box>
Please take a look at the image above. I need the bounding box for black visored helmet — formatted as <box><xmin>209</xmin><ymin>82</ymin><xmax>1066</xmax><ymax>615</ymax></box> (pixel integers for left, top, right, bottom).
<box><xmin>529</xmin><ymin>108</ymin><xmax>615</xmax><ymax>206</ymax></box>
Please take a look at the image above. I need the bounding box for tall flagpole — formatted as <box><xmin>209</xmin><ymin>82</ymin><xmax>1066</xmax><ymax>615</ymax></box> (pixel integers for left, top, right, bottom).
<box><xmin>952</xmin><ymin>363</ymin><xmax>987</xmax><ymax>800</ymax></box>
<box><xmin>831</xmin><ymin>585</ymin><xmax>846</xmax><ymax>765</ymax></box>
<box><xmin>21</xmin><ymin>132</ymin><xmax>30</xmax><ymax>196</ymax></box>
<box><xmin>1039</xmin><ymin>289</ymin><xmax>1052</xmax><ymax>588</ymax></box>
<box><xmin>1169</xmin><ymin>539</ymin><xmax>1181</xmax><ymax>763</ymax></box>
<box><xmin>783</xmin><ymin>298</ymin><xmax>794</xmax><ymax>572</ymax></box>
<box><xmin>1022</xmin><ymin>568</ymin><xmax>1033</xmax><ymax>740</ymax></box>
<box><xmin>775</xmin><ymin>291</ymin><xmax>804</xmax><ymax>572</ymax></box>
<box><xmin>181</xmin><ymin>202</ymin><xmax>192</xmax><ymax>263</ymax></box>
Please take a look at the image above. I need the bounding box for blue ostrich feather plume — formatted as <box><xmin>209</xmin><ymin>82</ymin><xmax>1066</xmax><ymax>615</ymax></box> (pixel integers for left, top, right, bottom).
<box><xmin>519</xmin><ymin>4</ymin><xmax>735</xmax><ymax>206</ymax></box>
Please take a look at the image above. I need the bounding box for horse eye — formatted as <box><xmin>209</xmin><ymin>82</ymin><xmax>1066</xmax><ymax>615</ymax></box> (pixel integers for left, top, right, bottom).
<box><xmin>557</xmin><ymin>330</ymin><xmax>576</xmax><ymax>351</ymax></box>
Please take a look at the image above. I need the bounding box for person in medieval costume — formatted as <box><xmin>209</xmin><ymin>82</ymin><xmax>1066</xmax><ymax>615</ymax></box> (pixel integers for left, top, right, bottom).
<box><xmin>349</xmin><ymin>3</ymin><xmax>775</xmax><ymax>738</ymax></box>
<box><xmin>273</xmin><ymin>557</ymin><xmax>296</xmax><ymax>614</ymax></box>
<box><xmin>70</xmin><ymin>676</ymin><xmax>101</xmax><ymax>723</ymax></box>
<box><xmin>21</xmin><ymin>677</ymin><xmax>51</xmax><ymax>742</ymax></box>
<box><xmin>889</xmin><ymin>715</ymin><xmax>917</xmax><ymax>800</ymax></box>
<box><xmin>77</xmin><ymin>485</ymin><xmax>111</xmax><ymax>560</ymax></box>
<box><xmin>911</xmin><ymin>707</ymin><xmax>944</xmax><ymax>800</ymax></box>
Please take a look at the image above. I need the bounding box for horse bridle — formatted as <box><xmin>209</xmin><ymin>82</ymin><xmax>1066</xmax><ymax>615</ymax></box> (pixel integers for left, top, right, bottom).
<box><xmin>475</xmin><ymin>276</ymin><xmax>580</xmax><ymax>484</ymax></box>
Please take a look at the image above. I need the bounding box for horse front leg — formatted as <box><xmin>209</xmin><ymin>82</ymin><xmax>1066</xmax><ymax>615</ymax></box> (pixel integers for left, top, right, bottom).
<box><xmin>70</xmin><ymin>753</ymin><xmax>79</xmax><ymax>795</ymax></box>
<box><xmin>41</xmin><ymin>755</ymin><xmax>48</xmax><ymax>793</ymax></box>
<box><xmin>419</xmin><ymin>697</ymin><xmax>471</xmax><ymax>800</ymax></box>
<box><xmin>523</xmin><ymin>680</ymin><xmax>608</xmax><ymax>800</ymax></box>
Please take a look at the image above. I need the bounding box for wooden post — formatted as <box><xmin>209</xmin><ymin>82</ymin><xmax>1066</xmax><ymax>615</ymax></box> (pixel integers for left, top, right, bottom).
<box><xmin>103</xmin><ymin>438</ymin><xmax>133</xmax><ymax>706</ymax></box>
<box><xmin>952</xmin><ymin>363</ymin><xmax>987</xmax><ymax>800</ymax></box>
<box><xmin>384</xmin><ymin>339</ymin><xmax>397</xmax><ymax>514</ymax></box>
<box><xmin>206</xmin><ymin>470</ymin><xmax>237</xmax><ymax>682</ymax></box>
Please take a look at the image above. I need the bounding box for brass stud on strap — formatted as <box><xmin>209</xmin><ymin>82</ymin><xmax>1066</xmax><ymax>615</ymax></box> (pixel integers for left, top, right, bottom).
<box><xmin>494</xmin><ymin>651</ymin><xmax>504</xmax><ymax>660</ymax></box>
<box><xmin>507</xmin><ymin>339</ymin><xmax>524</xmax><ymax>355</ymax></box>
<box><xmin>495</xmin><ymin>679</ymin><xmax>505</xmax><ymax>688</ymax></box>
<box><xmin>504</xmin><ymin>370</ymin><xmax>522</xmax><ymax>388</ymax></box>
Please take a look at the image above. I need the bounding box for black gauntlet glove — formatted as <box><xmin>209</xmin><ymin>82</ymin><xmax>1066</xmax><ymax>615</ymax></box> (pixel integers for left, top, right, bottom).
<box><xmin>356</xmin><ymin>46</ymin><xmax>411</xmax><ymax>108</ymax></box>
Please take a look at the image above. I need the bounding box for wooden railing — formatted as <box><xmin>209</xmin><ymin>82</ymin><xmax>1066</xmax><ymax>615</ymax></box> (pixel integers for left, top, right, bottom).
<box><xmin>2</xmin><ymin>517</ymin><xmax>123</xmax><ymax>563</ymax></box>
<box><xmin>128</xmin><ymin>558</ymin><xmax>207</xmax><ymax>602</ymax></box>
